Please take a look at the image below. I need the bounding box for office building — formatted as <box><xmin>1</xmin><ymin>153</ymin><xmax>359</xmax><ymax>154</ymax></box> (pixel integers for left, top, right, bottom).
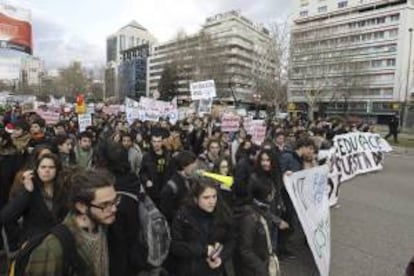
<box><xmin>147</xmin><ymin>10</ymin><xmax>277</xmax><ymax>104</ymax></box>
<box><xmin>105</xmin><ymin>21</ymin><xmax>156</xmax><ymax>99</ymax></box>
<box><xmin>289</xmin><ymin>0</ymin><xmax>414</xmax><ymax>122</ymax></box>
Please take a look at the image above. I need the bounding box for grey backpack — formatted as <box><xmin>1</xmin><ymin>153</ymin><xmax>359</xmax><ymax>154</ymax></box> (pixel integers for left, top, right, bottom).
<box><xmin>117</xmin><ymin>191</ymin><xmax>171</xmax><ymax>267</ymax></box>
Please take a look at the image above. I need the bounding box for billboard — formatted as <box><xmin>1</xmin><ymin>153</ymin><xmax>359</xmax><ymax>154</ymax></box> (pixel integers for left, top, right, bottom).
<box><xmin>0</xmin><ymin>3</ymin><xmax>32</xmax><ymax>54</ymax></box>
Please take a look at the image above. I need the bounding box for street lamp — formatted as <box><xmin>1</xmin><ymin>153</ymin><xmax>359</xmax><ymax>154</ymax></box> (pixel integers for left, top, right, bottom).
<box><xmin>253</xmin><ymin>93</ymin><xmax>262</xmax><ymax>118</ymax></box>
<box><xmin>403</xmin><ymin>27</ymin><xmax>413</xmax><ymax>130</ymax></box>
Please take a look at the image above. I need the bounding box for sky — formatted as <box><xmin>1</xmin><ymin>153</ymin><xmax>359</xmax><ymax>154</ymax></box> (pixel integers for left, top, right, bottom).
<box><xmin>1</xmin><ymin>0</ymin><xmax>293</xmax><ymax>71</ymax></box>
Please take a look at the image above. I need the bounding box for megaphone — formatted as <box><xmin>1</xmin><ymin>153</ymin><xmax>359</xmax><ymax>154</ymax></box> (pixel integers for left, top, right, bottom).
<box><xmin>200</xmin><ymin>171</ymin><xmax>233</xmax><ymax>189</ymax></box>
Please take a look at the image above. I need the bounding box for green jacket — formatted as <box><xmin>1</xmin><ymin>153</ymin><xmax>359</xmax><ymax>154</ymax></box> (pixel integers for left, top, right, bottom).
<box><xmin>25</xmin><ymin>213</ymin><xmax>100</xmax><ymax>276</ymax></box>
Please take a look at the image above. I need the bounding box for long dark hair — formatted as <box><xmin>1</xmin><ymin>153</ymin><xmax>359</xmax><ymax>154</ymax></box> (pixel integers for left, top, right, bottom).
<box><xmin>33</xmin><ymin>153</ymin><xmax>62</xmax><ymax>185</ymax></box>
<box><xmin>254</xmin><ymin>149</ymin><xmax>283</xmax><ymax>195</ymax></box>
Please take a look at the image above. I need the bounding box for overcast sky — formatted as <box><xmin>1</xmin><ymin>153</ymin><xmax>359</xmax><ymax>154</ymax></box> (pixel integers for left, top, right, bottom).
<box><xmin>3</xmin><ymin>0</ymin><xmax>293</xmax><ymax>70</ymax></box>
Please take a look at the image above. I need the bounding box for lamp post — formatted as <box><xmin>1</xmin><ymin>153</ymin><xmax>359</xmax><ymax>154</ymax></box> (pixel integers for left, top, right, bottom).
<box><xmin>403</xmin><ymin>27</ymin><xmax>413</xmax><ymax>130</ymax></box>
<box><xmin>253</xmin><ymin>93</ymin><xmax>262</xmax><ymax>119</ymax></box>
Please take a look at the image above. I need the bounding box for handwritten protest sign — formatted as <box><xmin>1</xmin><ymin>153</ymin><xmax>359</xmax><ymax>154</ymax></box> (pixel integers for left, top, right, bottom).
<box><xmin>221</xmin><ymin>113</ymin><xmax>240</xmax><ymax>132</ymax></box>
<box><xmin>319</xmin><ymin>132</ymin><xmax>392</xmax><ymax>206</ymax></box>
<box><xmin>332</xmin><ymin>132</ymin><xmax>391</xmax><ymax>182</ymax></box>
<box><xmin>78</xmin><ymin>114</ymin><xmax>92</xmax><ymax>132</ymax></box>
<box><xmin>102</xmin><ymin>105</ymin><xmax>122</xmax><ymax>115</ymax></box>
<box><xmin>244</xmin><ymin>119</ymin><xmax>266</xmax><ymax>145</ymax></box>
<box><xmin>190</xmin><ymin>80</ymin><xmax>216</xmax><ymax>100</ymax></box>
<box><xmin>284</xmin><ymin>165</ymin><xmax>330</xmax><ymax>276</ymax></box>
<box><xmin>36</xmin><ymin>110</ymin><xmax>61</xmax><ymax>125</ymax></box>
<box><xmin>197</xmin><ymin>98</ymin><xmax>213</xmax><ymax>115</ymax></box>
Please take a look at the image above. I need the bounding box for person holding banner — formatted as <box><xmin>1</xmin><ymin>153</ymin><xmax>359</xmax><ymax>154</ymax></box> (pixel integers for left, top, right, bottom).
<box><xmin>279</xmin><ymin>137</ymin><xmax>319</xmax><ymax>274</ymax></box>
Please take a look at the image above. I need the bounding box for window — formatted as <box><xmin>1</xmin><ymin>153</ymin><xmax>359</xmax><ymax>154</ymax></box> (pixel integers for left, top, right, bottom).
<box><xmin>338</xmin><ymin>1</ymin><xmax>348</xmax><ymax>8</ymax></box>
<box><xmin>372</xmin><ymin>60</ymin><xmax>383</xmax><ymax>68</ymax></box>
<box><xmin>374</xmin><ymin>31</ymin><xmax>384</xmax><ymax>40</ymax></box>
<box><xmin>318</xmin><ymin>5</ymin><xmax>327</xmax><ymax>13</ymax></box>
<box><xmin>386</xmin><ymin>59</ymin><xmax>396</xmax><ymax>66</ymax></box>
<box><xmin>300</xmin><ymin>10</ymin><xmax>309</xmax><ymax>16</ymax></box>
<box><xmin>390</xmin><ymin>14</ymin><xmax>400</xmax><ymax>22</ymax></box>
<box><xmin>377</xmin><ymin>17</ymin><xmax>386</xmax><ymax>24</ymax></box>
<box><xmin>389</xmin><ymin>29</ymin><xmax>398</xmax><ymax>38</ymax></box>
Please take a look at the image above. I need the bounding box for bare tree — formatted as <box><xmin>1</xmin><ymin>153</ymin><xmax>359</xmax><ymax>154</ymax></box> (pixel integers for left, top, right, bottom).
<box><xmin>252</xmin><ymin>20</ymin><xmax>290</xmax><ymax>116</ymax></box>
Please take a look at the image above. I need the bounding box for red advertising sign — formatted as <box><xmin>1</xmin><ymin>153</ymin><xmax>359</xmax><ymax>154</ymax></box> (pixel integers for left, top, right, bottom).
<box><xmin>0</xmin><ymin>4</ymin><xmax>32</xmax><ymax>54</ymax></box>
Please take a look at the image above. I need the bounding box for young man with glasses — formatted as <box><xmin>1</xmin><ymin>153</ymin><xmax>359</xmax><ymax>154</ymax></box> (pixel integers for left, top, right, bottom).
<box><xmin>25</xmin><ymin>169</ymin><xmax>119</xmax><ymax>276</ymax></box>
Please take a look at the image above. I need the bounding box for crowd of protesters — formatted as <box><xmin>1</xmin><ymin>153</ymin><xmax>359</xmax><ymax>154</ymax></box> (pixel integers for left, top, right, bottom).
<box><xmin>0</xmin><ymin>103</ymin><xmax>406</xmax><ymax>276</ymax></box>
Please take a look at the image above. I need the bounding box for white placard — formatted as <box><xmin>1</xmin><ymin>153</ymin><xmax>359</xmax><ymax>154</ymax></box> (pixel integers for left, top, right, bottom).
<box><xmin>190</xmin><ymin>80</ymin><xmax>216</xmax><ymax>100</ymax></box>
<box><xmin>78</xmin><ymin>114</ymin><xmax>92</xmax><ymax>132</ymax></box>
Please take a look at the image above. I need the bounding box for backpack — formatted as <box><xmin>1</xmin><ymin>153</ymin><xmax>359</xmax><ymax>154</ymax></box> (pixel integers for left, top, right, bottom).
<box><xmin>8</xmin><ymin>224</ymin><xmax>86</xmax><ymax>276</ymax></box>
<box><xmin>117</xmin><ymin>191</ymin><xmax>171</xmax><ymax>267</ymax></box>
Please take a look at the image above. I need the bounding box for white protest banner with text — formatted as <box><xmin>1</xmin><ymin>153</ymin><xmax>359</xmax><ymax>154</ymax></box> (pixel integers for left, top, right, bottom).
<box><xmin>332</xmin><ymin>132</ymin><xmax>390</xmax><ymax>182</ymax></box>
<box><xmin>125</xmin><ymin>97</ymin><xmax>140</xmax><ymax>125</ymax></box>
<box><xmin>284</xmin><ymin>165</ymin><xmax>330</xmax><ymax>276</ymax></box>
<box><xmin>190</xmin><ymin>80</ymin><xmax>216</xmax><ymax>100</ymax></box>
<box><xmin>78</xmin><ymin>114</ymin><xmax>92</xmax><ymax>132</ymax></box>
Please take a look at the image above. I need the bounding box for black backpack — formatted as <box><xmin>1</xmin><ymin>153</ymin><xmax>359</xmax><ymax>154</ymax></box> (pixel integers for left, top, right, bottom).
<box><xmin>9</xmin><ymin>224</ymin><xmax>87</xmax><ymax>276</ymax></box>
<box><xmin>117</xmin><ymin>191</ymin><xmax>171</xmax><ymax>267</ymax></box>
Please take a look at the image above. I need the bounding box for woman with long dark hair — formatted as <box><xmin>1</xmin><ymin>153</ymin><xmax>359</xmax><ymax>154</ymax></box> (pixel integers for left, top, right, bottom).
<box><xmin>0</xmin><ymin>153</ymin><xmax>66</xmax><ymax>243</ymax></box>
<box><xmin>54</xmin><ymin>134</ymin><xmax>76</xmax><ymax>167</ymax></box>
<box><xmin>171</xmin><ymin>177</ymin><xmax>235</xmax><ymax>276</ymax></box>
<box><xmin>249</xmin><ymin>149</ymin><xmax>289</xmax><ymax>253</ymax></box>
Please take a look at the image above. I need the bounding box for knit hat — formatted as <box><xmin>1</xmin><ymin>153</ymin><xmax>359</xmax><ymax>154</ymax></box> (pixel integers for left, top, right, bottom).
<box><xmin>5</xmin><ymin>123</ymin><xmax>14</xmax><ymax>134</ymax></box>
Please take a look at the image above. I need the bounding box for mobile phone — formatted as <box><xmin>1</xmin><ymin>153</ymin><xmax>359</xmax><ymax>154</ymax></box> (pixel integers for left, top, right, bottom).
<box><xmin>209</xmin><ymin>244</ymin><xmax>223</xmax><ymax>260</ymax></box>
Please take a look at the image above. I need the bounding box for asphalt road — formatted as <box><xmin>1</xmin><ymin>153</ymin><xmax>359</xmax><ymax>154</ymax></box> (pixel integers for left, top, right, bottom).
<box><xmin>329</xmin><ymin>153</ymin><xmax>414</xmax><ymax>276</ymax></box>
<box><xmin>281</xmin><ymin>152</ymin><xmax>414</xmax><ymax>276</ymax></box>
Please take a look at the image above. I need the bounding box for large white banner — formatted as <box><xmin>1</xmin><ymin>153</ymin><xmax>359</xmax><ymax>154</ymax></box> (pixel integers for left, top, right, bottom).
<box><xmin>190</xmin><ymin>80</ymin><xmax>216</xmax><ymax>100</ymax></box>
<box><xmin>332</xmin><ymin>132</ymin><xmax>391</xmax><ymax>182</ymax></box>
<box><xmin>284</xmin><ymin>165</ymin><xmax>331</xmax><ymax>276</ymax></box>
<box><xmin>125</xmin><ymin>97</ymin><xmax>178</xmax><ymax>125</ymax></box>
<box><xmin>319</xmin><ymin>132</ymin><xmax>392</xmax><ymax>206</ymax></box>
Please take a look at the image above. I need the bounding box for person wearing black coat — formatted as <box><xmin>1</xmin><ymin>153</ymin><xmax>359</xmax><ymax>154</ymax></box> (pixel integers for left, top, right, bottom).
<box><xmin>160</xmin><ymin>151</ymin><xmax>197</xmax><ymax>223</ymax></box>
<box><xmin>0</xmin><ymin>153</ymin><xmax>66</xmax><ymax>244</ymax></box>
<box><xmin>188</xmin><ymin>118</ymin><xmax>207</xmax><ymax>155</ymax></box>
<box><xmin>140</xmin><ymin>130</ymin><xmax>173</xmax><ymax>207</ymax></box>
<box><xmin>232</xmin><ymin>145</ymin><xmax>260</xmax><ymax>203</ymax></box>
<box><xmin>233</xmin><ymin>177</ymin><xmax>284</xmax><ymax>276</ymax></box>
<box><xmin>95</xmin><ymin>141</ymin><xmax>146</xmax><ymax>276</ymax></box>
<box><xmin>171</xmin><ymin>177</ymin><xmax>235</xmax><ymax>276</ymax></box>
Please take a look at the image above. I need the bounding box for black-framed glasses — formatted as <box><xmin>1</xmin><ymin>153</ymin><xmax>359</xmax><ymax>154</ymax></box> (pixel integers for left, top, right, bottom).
<box><xmin>88</xmin><ymin>195</ymin><xmax>121</xmax><ymax>212</ymax></box>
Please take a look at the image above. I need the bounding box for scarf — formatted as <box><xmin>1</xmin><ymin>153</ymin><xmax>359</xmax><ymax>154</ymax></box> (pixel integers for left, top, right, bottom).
<box><xmin>12</xmin><ymin>133</ymin><xmax>31</xmax><ymax>153</ymax></box>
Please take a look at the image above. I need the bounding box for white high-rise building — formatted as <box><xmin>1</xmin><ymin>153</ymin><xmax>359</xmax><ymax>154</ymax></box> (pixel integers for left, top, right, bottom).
<box><xmin>289</xmin><ymin>0</ymin><xmax>414</xmax><ymax>122</ymax></box>
<box><xmin>21</xmin><ymin>56</ymin><xmax>43</xmax><ymax>86</ymax></box>
<box><xmin>105</xmin><ymin>21</ymin><xmax>156</xmax><ymax>99</ymax></box>
<box><xmin>147</xmin><ymin>10</ymin><xmax>276</xmax><ymax>103</ymax></box>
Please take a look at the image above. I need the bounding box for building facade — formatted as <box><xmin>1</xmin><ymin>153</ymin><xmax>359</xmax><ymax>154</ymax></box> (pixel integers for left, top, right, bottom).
<box><xmin>119</xmin><ymin>44</ymin><xmax>150</xmax><ymax>100</ymax></box>
<box><xmin>105</xmin><ymin>21</ymin><xmax>156</xmax><ymax>99</ymax></box>
<box><xmin>289</xmin><ymin>0</ymin><xmax>414</xmax><ymax>122</ymax></box>
<box><xmin>147</xmin><ymin>10</ymin><xmax>277</xmax><ymax>104</ymax></box>
<box><xmin>20</xmin><ymin>56</ymin><xmax>43</xmax><ymax>86</ymax></box>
